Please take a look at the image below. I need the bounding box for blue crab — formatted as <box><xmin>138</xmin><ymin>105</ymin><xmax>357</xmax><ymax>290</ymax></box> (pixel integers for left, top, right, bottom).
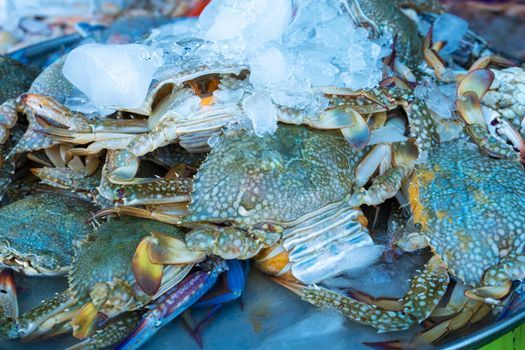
<box><xmin>0</xmin><ymin>193</ymin><xmax>95</xmax><ymax>323</ymax></box>
<box><xmin>114</xmin><ymin>124</ymin><xmax>419</xmax><ymax>287</ymax></box>
<box><xmin>0</xmin><ymin>56</ymin><xmax>38</xmax><ymax>197</ymax></box>
<box><xmin>278</xmin><ymin>139</ymin><xmax>525</xmax><ymax>343</ymax></box>
<box><xmin>0</xmin><ymin>216</ymin><xmax>204</xmax><ymax>346</ymax></box>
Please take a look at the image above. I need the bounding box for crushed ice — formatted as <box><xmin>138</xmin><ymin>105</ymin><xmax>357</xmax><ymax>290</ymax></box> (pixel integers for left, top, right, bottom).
<box><xmin>63</xmin><ymin>0</ymin><xmax>389</xmax><ymax>135</ymax></box>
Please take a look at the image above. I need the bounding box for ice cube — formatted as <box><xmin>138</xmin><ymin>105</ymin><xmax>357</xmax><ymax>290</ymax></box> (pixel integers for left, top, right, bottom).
<box><xmin>433</xmin><ymin>14</ymin><xmax>469</xmax><ymax>57</ymax></box>
<box><xmin>62</xmin><ymin>43</ymin><xmax>163</xmax><ymax>111</ymax></box>
<box><xmin>200</xmin><ymin>0</ymin><xmax>292</xmax><ymax>46</ymax></box>
<box><xmin>415</xmin><ymin>81</ymin><xmax>457</xmax><ymax>119</ymax></box>
<box><xmin>242</xmin><ymin>92</ymin><xmax>278</xmax><ymax>137</ymax></box>
<box><xmin>249</xmin><ymin>47</ymin><xmax>291</xmax><ymax>88</ymax></box>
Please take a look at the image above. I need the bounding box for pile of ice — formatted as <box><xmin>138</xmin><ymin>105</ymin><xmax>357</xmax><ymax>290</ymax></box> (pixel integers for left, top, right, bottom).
<box><xmin>63</xmin><ymin>0</ymin><xmax>390</xmax><ymax>134</ymax></box>
<box><xmin>197</xmin><ymin>0</ymin><xmax>389</xmax><ymax>136</ymax></box>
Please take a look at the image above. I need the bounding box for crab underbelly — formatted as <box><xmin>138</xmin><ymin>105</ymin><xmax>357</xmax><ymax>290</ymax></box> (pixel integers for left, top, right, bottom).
<box><xmin>263</xmin><ymin>202</ymin><xmax>382</xmax><ymax>285</ymax></box>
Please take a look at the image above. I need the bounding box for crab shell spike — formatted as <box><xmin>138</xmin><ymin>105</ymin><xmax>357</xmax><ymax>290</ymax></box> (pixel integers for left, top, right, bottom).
<box><xmin>456</xmin><ymin>91</ymin><xmax>486</xmax><ymax>126</ymax></box>
<box><xmin>132</xmin><ymin>238</ymin><xmax>164</xmax><ymax>296</ymax></box>
<box><xmin>457</xmin><ymin>69</ymin><xmax>495</xmax><ymax>99</ymax></box>
<box><xmin>71</xmin><ymin>302</ymin><xmax>107</xmax><ymax>339</ymax></box>
<box><xmin>147</xmin><ymin>231</ymin><xmax>206</xmax><ymax>265</ymax></box>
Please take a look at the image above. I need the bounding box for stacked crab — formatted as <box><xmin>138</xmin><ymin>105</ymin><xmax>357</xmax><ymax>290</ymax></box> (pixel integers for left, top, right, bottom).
<box><xmin>1</xmin><ymin>0</ymin><xmax>525</xmax><ymax>349</ymax></box>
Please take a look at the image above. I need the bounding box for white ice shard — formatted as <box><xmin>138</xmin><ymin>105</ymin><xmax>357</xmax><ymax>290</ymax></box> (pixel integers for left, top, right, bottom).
<box><xmin>199</xmin><ymin>0</ymin><xmax>292</xmax><ymax>47</ymax></box>
<box><xmin>62</xmin><ymin>43</ymin><xmax>163</xmax><ymax>113</ymax></box>
<box><xmin>242</xmin><ymin>92</ymin><xmax>278</xmax><ymax>137</ymax></box>
<box><xmin>249</xmin><ymin>46</ymin><xmax>291</xmax><ymax>89</ymax></box>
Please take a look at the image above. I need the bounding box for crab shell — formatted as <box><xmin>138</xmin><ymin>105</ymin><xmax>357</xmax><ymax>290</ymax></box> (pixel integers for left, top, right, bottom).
<box><xmin>0</xmin><ymin>193</ymin><xmax>96</xmax><ymax>276</ymax></box>
<box><xmin>183</xmin><ymin>124</ymin><xmax>375</xmax><ymax>283</ymax></box>
<box><xmin>408</xmin><ymin>139</ymin><xmax>525</xmax><ymax>286</ymax></box>
<box><xmin>9</xmin><ymin>56</ymin><xmax>76</xmax><ymax>156</ymax></box>
<box><xmin>0</xmin><ymin>57</ymin><xmax>38</xmax><ymax>104</ymax></box>
<box><xmin>68</xmin><ymin>216</ymin><xmax>191</xmax><ymax>318</ymax></box>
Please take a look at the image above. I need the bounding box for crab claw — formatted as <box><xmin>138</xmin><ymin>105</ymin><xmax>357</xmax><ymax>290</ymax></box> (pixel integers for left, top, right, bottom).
<box><xmin>132</xmin><ymin>239</ymin><xmax>164</xmax><ymax>296</ymax></box>
<box><xmin>470</xmin><ymin>55</ymin><xmax>516</xmax><ymax>71</ymax></box>
<box><xmin>19</xmin><ymin>93</ymin><xmax>85</xmax><ymax>129</ymax></box>
<box><xmin>457</xmin><ymin>69</ymin><xmax>495</xmax><ymax>100</ymax></box>
<box><xmin>321</xmin><ymin>107</ymin><xmax>370</xmax><ymax>149</ymax></box>
<box><xmin>0</xmin><ymin>269</ymin><xmax>18</xmax><ymax>320</ymax></box>
<box><xmin>71</xmin><ymin>302</ymin><xmax>108</xmax><ymax>339</ymax></box>
<box><xmin>147</xmin><ymin>232</ymin><xmax>205</xmax><ymax>265</ymax></box>
<box><xmin>116</xmin><ymin>265</ymin><xmax>225</xmax><ymax>350</ymax></box>
<box><xmin>422</xmin><ymin>28</ymin><xmax>447</xmax><ymax>80</ymax></box>
<box><xmin>456</xmin><ymin>92</ymin><xmax>485</xmax><ymax>126</ymax></box>
<box><xmin>133</xmin><ymin>233</ymin><xmax>205</xmax><ymax>296</ymax></box>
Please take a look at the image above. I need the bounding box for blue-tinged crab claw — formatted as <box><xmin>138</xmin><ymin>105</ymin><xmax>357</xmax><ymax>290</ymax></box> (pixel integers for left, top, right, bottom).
<box><xmin>116</xmin><ymin>262</ymin><xmax>227</xmax><ymax>350</ymax></box>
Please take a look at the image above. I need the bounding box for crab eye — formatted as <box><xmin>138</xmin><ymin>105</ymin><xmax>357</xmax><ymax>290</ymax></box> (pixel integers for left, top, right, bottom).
<box><xmin>414</xmin><ymin>223</ymin><xmax>422</xmax><ymax>230</ymax></box>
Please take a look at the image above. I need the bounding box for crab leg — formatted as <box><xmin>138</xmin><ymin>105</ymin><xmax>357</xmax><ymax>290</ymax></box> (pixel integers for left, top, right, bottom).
<box><xmin>0</xmin><ymin>269</ymin><xmax>17</xmax><ymax>321</ymax></box>
<box><xmin>31</xmin><ymin>167</ymin><xmax>99</xmax><ymax>192</ymax></box>
<box><xmin>116</xmin><ymin>262</ymin><xmax>227</xmax><ymax>350</ymax></box>
<box><xmin>66</xmin><ymin>311</ymin><xmax>143</xmax><ymax>350</ymax></box>
<box><xmin>423</xmin><ymin>28</ymin><xmax>448</xmax><ymax>81</ymax></box>
<box><xmin>276</xmin><ymin>255</ymin><xmax>449</xmax><ymax>332</ymax></box>
<box><xmin>0</xmin><ymin>99</ymin><xmax>18</xmax><ymax>144</ymax></box>
<box><xmin>0</xmin><ymin>291</ymin><xmax>77</xmax><ymax>340</ymax></box>
<box><xmin>93</xmin><ymin>204</ymin><xmax>189</xmax><ymax>225</ymax></box>
<box><xmin>415</xmin><ymin>299</ymin><xmax>491</xmax><ymax>344</ymax></box>
<box><xmin>350</xmin><ymin>142</ymin><xmax>418</xmax><ymax>206</ymax></box>
<box><xmin>98</xmin><ymin>177</ymin><xmax>192</xmax><ymax>206</ymax></box>
<box><xmin>21</xmin><ymin>94</ymin><xmax>150</xmax><ymax>135</ymax></box>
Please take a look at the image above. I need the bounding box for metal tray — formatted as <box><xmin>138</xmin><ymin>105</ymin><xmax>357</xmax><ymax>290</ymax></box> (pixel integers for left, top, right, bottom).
<box><xmin>4</xmin><ymin>266</ymin><xmax>525</xmax><ymax>350</ymax></box>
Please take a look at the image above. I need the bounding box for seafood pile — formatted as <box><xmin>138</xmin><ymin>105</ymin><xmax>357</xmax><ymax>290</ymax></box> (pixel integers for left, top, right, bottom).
<box><xmin>1</xmin><ymin>0</ymin><xmax>525</xmax><ymax>348</ymax></box>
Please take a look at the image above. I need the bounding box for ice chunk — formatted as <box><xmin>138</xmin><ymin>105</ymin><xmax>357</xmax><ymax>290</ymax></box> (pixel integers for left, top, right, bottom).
<box><xmin>249</xmin><ymin>47</ymin><xmax>291</xmax><ymax>88</ymax></box>
<box><xmin>433</xmin><ymin>14</ymin><xmax>469</xmax><ymax>57</ymax></box>
<box><xmin>62</xmin><ymin>43</ymin><xmax>163</xmax><ymax>112</ymax></box>
<box><xmin>242</xmin><ymin>92</ymin><xmax>278</xmax><ymax>137</ymax></box>
<box><xmin>415</xmin><ymin>81</ymin><xmax>457</xmax><ymax>119</ymax></box>
<box><xmin>200</xmin><ymin>0</ymin><xmax>292</xmax><ymax>46</ymax></box>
